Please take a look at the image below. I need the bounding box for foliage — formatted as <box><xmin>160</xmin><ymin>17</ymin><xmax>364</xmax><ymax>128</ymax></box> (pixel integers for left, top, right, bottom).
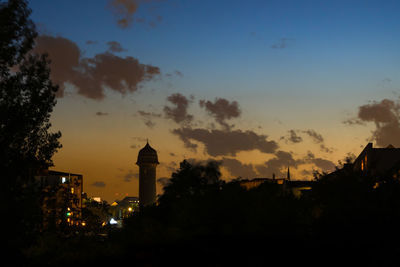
<box><xmin>0</xmin><ymin>0</ymin><xmax>62</xmax><ymax>253</ymax></box>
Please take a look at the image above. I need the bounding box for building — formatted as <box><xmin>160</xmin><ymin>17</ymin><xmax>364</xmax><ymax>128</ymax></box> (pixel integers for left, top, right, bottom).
<box><xmin>353</xmin><ymin>143</ymin><xmax>400</xmax><ymax>177</ymax></box>
<box><xmin>239</xmin><ymin>167</ymin><xmax>312</xmax><ymax>198</ymax></box>
<box><xmin>35</xmin><ymin>170</ymin><xmax>84</xmax><ymax>227</ymax></box>
<box><xmin>110</xmin><ymin>196</ymin><xmax>139</xmax><ymax>220</ymax></box>
<box><xmin>136</xmin><ymin>141</ymin><xmax>159</xmax><ymax>207</ymax></box>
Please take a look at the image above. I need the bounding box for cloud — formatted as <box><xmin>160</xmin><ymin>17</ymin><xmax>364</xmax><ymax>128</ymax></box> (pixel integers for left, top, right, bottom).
<box><xmin>222</xmin><ymin>158</ymin><xmax>257</xmax><ymax>178</ymax></box>
<box><xmin>163</xmin><ymin>93</ymin><xmax>194</xmax><ymax>125</ymax></box>
<box><xmin>199</xmin><ymin>98</ymin><xmax>241</xmax><ymax>130</ymax></box>
<box><xmin>271</xmin><ymin>38</ymin><xmax>293</xmax><ymax>49</ymax></box>
<box><xmin>33</xmin><ymin>35</ymin><xmax>160</xmax><ymax>99</ymax></box>
<box><xmin>96</xmin><ymin>111</ymin><xmax>109</xmax><ymax>116</ymax></box>
<box><xmin>108</xmin><ymin>0</ymin><xmax>138</xmax><ymax>28</ymax></box>
<box><xmin>172</xmin><ymin>127</ymin><xmax>278</xmax><ymax>157</ymax></box>
<box><xmin>255</xmin><ymin>150</ymin><xmax>299</xmax><ymax>178</ymax></box>
<box><xmin>303</xmin><ymin>129</ymin><xmax>324</xmax><ymax>144</ymax></box>
<box><xmin>346</xmin><ymin>99</ymin><xmax>400</xmax><ymax>147</ymax></box>
<box><xmin>107</xmin><ymin>0</ymin><xmax>163</xmax><ymax>29</ymax></box>
<box><xmin>303</xmin><ymin>151</ymin><xmax>336</xmax><ymax>172</ymax></box>
<box><xmin>107</xmin><ymin>41</ymin><xmax>127</xmax><ymax>53</ymax></box>
<box><xmin>123</xmin><ymin>170</ymin><xmax>139</xmax><ymax>182</ymax></box>
<box><xmin>91</xmin><ymin>181</ymin><xmax>106</xmax><ymax>187</ymax></box>
<box><xmin>281</xmin><ymin>129</ymin><xmax>303</xmax><ymax>144</ymax></box>
<box><xmin>138</xmin><ymin>110</ymin><xmax>162</xmax><ymax>128</ymax></box>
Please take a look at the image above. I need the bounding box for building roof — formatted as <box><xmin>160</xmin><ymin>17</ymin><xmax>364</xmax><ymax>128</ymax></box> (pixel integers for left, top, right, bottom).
<box><xmin>136</xmin><ymin>142</ymin><xmax>159</xmax><ymax>164</ymax></box>
<box><xmin>354</xmin><ymin>143</ymin><xmax>400</xmax><ymax>176</ymax></box>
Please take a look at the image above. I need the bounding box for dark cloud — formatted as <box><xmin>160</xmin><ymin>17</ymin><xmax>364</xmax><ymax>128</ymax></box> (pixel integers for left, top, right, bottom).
<box><xmin>123</xmin><ymin>170</ymin><xmax>138</xmax><ymax>182</ymax></box>
<box><xmin>281</xmin><ymin>129</ymin><xmax>303</xmax><ymax>144</ymax></box>
<box><xmin>33</xmin><ymin>35</ymin><xmax>160</xmax><ymax>99</ymax></box>
<box><xmin>271</xmin><ymin>38</ymin><xmax>293</xmax><ymax>49</ymax></box>
<box><xmin>91</xmin><ymin>181</ymin><xmax>106</xmax><ymax>187</ymax></box>
<box><xmin>172</xmin><ymin>127</ymin><xmax>278</xmax><ymax>157</ymax></box>
<box><xmin>108</xmin><ymin>0</ymin><xmax>138</xmax><ymax>28</ymax></box>
<box><xmin>138</xmin><ymin>110</ymin><xmax>162</xmax><ymax>128</ymax></box>
<box><xmin>199</xmin><ymin>98</ymin><xmax>241</xmax><ymax>130</ymax></box>
<box><xmin>346</xmin><ymin>99</ymin><xmax>400</xmax><ymax>147</ymax></box>
<box><xmin>303</xmin><ymin>151</ymin><xmax>336</xmax><ymax>172</ymax></box>
<box><xmin>303</xmin><ymin>129</ymin><xmax>324</xmax><ymax>144</ymax></box>
<box><xmin>107</xmin><ymin>0</ymin><xmax>163</xmax><ymax>29</ymax></box>
<box><xmin>222</xmin><ymin>158</ymin><xmax>257</xmax><ymax>178</ymax></box>
<box><xmin>95</xmin><ymin>111</ymin><xmax>109</xmax><ymax>116</ymax></box>
<box><xmin>164</xmin><ymin>93</ymin><xmax>194</xmax><ymax>125</ymax></box>
<box><xmin>107</xmin><ymin>41</ymin><xmax>126</xmax><ymax>53</ymax></box>
<box><xmin>256</xmin><ymin>150</ymin><xmax>299</xmax><ymax>178</ymax></box>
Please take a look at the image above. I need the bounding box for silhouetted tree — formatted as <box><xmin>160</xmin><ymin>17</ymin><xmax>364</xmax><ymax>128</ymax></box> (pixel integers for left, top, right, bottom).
<box><xmin>0</xmin><ymin>0</ymin><xmax>61</xmax><ymax>253</ymax></box>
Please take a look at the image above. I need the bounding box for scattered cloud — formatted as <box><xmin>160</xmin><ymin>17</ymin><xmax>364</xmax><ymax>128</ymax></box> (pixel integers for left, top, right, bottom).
<box><xmin>271</xmin><ymin>38</ymin><xmax>293</xmax><ymax>49</ymax></box>
<box><xmin>222</xmin><ymin>157</ymin><xmax>257</xmax><ymax>179</ymax></box>
<box><xmin>107</xmin><ymin>0</ymin><xmax>138</xmax><ymax>29</ymax></box>
<box><xmin>33</xmin><ymin>35</ymin><xmax>160</xmax><ymax>99</ymax></box>
<box><xmin>91</xmin><ymin>181</ymin><xmax>106</xmax><ymax>187</ymax></box>
<box><xmin>303</xmin><ymin>151</ymin><xmax>336</xmax><ymax>172</ymax></box>
<box><xmin>164</xmin><ymin>93</ymin><xmax>194</xmax><ymax>125</ymax></box>
<box><xmin>122</xmin><ymin>170</ymin><xmax>139</xmax><ymax>182</ymax></box>
<box><xmin>199</xmin><ymin>98</ymin><xmax>241</xmax><ymax>130</ymax></box>
<box><xmin>303</xmin><ymin>129</ymin><xmax>324</xmax><ymax>144</ymax></box>
<box><xmin>172</xmin><ymin>127</ymin><xmax>278</xmax><ymax>157</ymax></box>
<box><xmin>255</xmin><ymin>150</ymin><xmax>299</xmax><ymax>178</ymax></box>
<box><xmin>107</xmin><ymin>41</ymin><xmax>127</xmax><ymax>53</ymax></box>
<box><xmin>95</xmin><ymin>111</ymin><xmax>109</xmax><ymax>116</ymax></box>
<box><xmin>281</xmin><ymin>129</ymin><xmax>303</xmax><ymax>144</ymax></box>
<box><xmin>137</xmin><ymin>110</ymin><xmax>162</xmax><ymax>128</ymax></box>
<box><xmin>346</xmin><ymin>99</ymin><xmax>400</xmax><ymax>147</ymax></box>
<box><xmin>107</xmin><ymin>0</ymin><xmax>164</xmax><ymax>29</ymax></box>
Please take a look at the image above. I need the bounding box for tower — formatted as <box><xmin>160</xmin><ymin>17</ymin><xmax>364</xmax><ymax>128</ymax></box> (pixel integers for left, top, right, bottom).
<box><xmin>136</xmin><ymin>141</ymin><xmax>159</xmax><ymax>207</ymax></box>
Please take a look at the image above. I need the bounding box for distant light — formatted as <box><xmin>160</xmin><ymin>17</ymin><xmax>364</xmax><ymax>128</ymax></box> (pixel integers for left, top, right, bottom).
<box><xmin>109</xmin><ymin>218</ymin><xmax>118</xmax><ymax>225</ymax></box>
<box><xmin>93</xmin><ymin>197</ymin><xmax>101</xmax><ymax>203</ymax></box>
<box><xmin>128</xmin><ymin>207</ymin><xmax>133</xmax><ymax>212</ymax></box>
<box><xmin>61</xmin><ymin>177</ymin><xmax>67</xmax><ymax>183</ymax></box>
<box><xmin>81</xmin><ymin>222</ymin><xmax>86</xmax><ymax>226</ymax></box>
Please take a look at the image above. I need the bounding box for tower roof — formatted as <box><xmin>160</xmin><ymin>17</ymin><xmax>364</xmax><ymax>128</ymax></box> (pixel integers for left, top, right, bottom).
<box><xmin>136</xmin><ymin>142</ymin><xmax>159</xmax><ymax>164</ymax></box>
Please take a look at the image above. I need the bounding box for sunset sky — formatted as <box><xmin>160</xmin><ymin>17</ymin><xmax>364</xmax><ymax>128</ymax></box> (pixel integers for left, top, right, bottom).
<box><xmin>29</xmin><ymin>0</ymin><xmax>400</xmax><ymax>202</ymax></box>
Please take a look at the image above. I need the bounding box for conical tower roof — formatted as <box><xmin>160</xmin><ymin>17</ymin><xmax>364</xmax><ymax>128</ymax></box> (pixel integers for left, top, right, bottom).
<box><xmin>136</xmin><ymin>141</ymin><xmax>159</xmax><ymax>164</ymax></box>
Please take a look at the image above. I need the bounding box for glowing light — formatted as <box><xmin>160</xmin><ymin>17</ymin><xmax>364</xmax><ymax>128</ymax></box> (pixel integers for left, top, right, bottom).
<box><xmin>128</xmin><ymin>207</ymin><xmax>133</xmax><ymax>212</ymax></box>
<box><xmin>110</xmin><ymin>218</ymin><xmax>118</xmax><ymax>225</ymax></box>
<box><xmin>61</xmin><ymin>177</ymin><xmax>67</xmax><ymax>183</ymax></box>
<box><xmin>82</xmin><ymin>222</ymin><xmax>86</xmax><ymax>226</ymax></box>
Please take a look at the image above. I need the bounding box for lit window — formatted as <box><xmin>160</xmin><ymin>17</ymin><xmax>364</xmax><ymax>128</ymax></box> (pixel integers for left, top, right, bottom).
<box><xmin>361</xmin><ymin>161</ymin><xmax>364</xmax><ymax>171</ymax></box>
<box><xmin>71</xmin><ymin>187</ymin><xmax>74</xmax><ymax>194</ymax></box>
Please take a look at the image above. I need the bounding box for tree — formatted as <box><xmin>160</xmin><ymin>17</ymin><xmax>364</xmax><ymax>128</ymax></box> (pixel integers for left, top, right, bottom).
<box><xmin>158</xmin><ymin>160</ymin><xmax>223</xmax><ymax>206</ymax></box>
<box><xmin>0</xmin><ymin>0</ymin><xmax>62</xmax><ymax>251</ymax></box>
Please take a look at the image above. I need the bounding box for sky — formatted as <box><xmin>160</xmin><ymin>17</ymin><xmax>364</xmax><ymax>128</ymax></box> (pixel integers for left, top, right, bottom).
<box><xmin>28</xmin><ymin>0</ymin><xmax>400</xmax><ymax>203</ymax></box>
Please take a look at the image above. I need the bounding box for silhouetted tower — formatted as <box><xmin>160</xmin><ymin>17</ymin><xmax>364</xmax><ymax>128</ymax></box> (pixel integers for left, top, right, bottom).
<box><xmin>136</xmin><ymin>141</ymin><xmax>159</xmax><ymax>207</ymax></box>
<box><xmin>287</xmin><ymin>167</ymin><xmax>291</xmax><ymax>181</ymax></box>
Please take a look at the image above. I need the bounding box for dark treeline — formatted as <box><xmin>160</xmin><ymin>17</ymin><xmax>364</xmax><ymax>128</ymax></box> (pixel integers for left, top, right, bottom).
<box><xmin>27</xmin><ymin>159</ymin><xmax>400</xmax><ymax>266</ymax></box>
